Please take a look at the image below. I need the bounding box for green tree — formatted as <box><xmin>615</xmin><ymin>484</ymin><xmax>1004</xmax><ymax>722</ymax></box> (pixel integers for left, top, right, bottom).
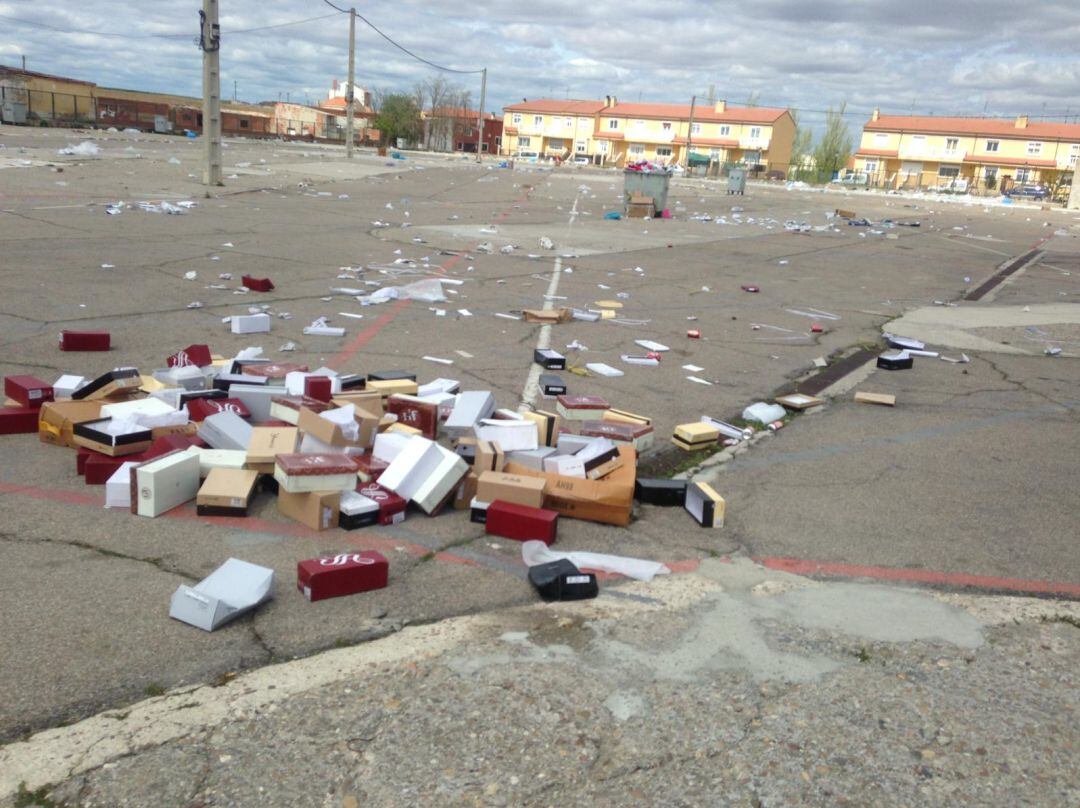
<box><xmin>813</xmin><ymin>102</ymin><xmax>853</xmax><ymax>181</ymax></box>
<box><xmin>788</xmin><ymin>109</ymin><xmax>813</xmax><ymax>179</ymax></box>
<box><xmin>373</xmin><ymin>94</ymin><xmax>421</xmax><ymax>148</ymax></box>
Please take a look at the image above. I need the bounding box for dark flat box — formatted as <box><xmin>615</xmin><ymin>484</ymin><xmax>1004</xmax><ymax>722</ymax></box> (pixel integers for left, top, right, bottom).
<box><xmin>73</xmin><ymin>417</ymin><xmax>153</xmax><ymax>456</ymax></box>
<box><xmin>339</xmin><ymin>373</ymin><xmax>366</xmax><ymax>390</ymax></box>
<box><xmin>485</xmin><ymin>500</ymin><xmax>558</xmax><ymax>545</ymax></box>
<box><xmin>5</xmin><ymin>375</ymin><xmax>53</xmax><ymax>409</ymax></box>
<box><xmin>297</xmin><ymin>551</ymin><xmax>388</xmax><ymax>601</ymax></box>
<box><xmin>213</xmin><ymin>373</ymin><xmax>268</xmax><ymax>391</ymax></box>
<box><xmin>528</xmin><ymin>559</ymin><xmax>598</xmax><ymax>602</ymax></box>
<box><xmin>178</xmin><ymin>388</ymin><xmax>228</xmax><ymax>405</ymax></box>
<box><xmin>539</xmin><ymin>373</ymin><xmax>566</xmax><ymax>397</ymax></box>
<box><xmin>59</xmin><ymin>330</ymin><xmax>110</xmax><ymax>351</ymax></box>
<box><xmin>470</xmin><ymin>497</ymin><xmax>489</xmax><ymax>524</ymax></box>
<box><xmin>635</xmin><ymin>478</ymin><xmax>688</xmax><ymax>506</ymax></box>
<box><xmin>72</xmin><ymin>368</ymin><xmax>141</xmax><ymax>401</ymax></box>
<box><xmin>367</xmin><ymin>370</ymin><xmax>416</xmax><ymax>382</ymax></box>
<box><xmin>877</xmin><ymin>351</ymin><xmax>913</xmax><ymax>371</ymax></box>
<box><xmin>534</xmin><ymin>349</ymin><xmax>566</xmax><ymax>370</ymax></box>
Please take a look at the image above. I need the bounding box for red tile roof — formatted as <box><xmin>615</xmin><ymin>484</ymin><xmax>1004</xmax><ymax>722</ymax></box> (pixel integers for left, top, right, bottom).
<box><xmin>963</xmin><ymin>154</ymin><xmax>1058</xmax><ymax>168</ymax></box>
<box><xmin>607</xmin><ymin>102</ymin><xmax>787</xmax><ymax>124</ymax></box>
<box><xmin>855</xmin><ymin>148</ymin><xmax>899</xmax><ymax>158</ymax></box>
<box><xmin>866</xmin><ymin>114</ymin><xmax>1080</xmax><ymax>141</ymax></box>
<box><xmin>503</xmin><ymin>99</ymin><xmax>606</xmax><ymax>114</ymax></box>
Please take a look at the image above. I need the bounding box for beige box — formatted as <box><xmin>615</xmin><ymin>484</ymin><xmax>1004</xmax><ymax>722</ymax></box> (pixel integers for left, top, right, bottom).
<box><xmin>246</xmin><ymin>426</ymin><xmax>299</xmax><ymax>468</ymax></box>
<box><xmin>277</xmin><ymin>489</ymin><xmax>340</xmax><ymax>531</ymax></box>
<box><xmin>476</xmin><ymin>470</ymin><xmax>546</xmax><ymax>509</ymax></box>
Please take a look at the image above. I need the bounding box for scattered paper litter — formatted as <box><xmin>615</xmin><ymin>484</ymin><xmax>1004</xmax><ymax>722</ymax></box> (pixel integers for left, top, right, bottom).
<box><xmin>457</xmin><ymin>309</ymin><xmax>473</xmax><ymax>317</ymax></box>
<box><xmin>338</xmin><ymin>312</ymin><xmax>365</xmax><ymax>320</ymax></box>
<box><xmin>58</xmin><ymin>141</ymin><xmax>101</xmax><ymax>157</ymax></box>
<box><xmin>454</xmin><ymin>350</ymin><xmax>473</xmax><ymax>359</ymax></box>
<box><xmin>423</xmin><ymin>356</ymin><xmax>454</xmax><ymax>365</ymax></box>
<box><xmin>682</xmin><ymin>364</ymin><xmax>704</xmax><ymax>372</ymax></box>
<box><xmin>687</xmin><ymin>376</ymin><xmax>713</xmax><ymax>385</ymax></box>
<box><xmin>586</xmin><ymin>363</ymin><xmax>623</xmax><ymax>377</ymax></box>
<box><xmin>183</xmin><ymin>271</ymin><xmax>197</xmax><ymax>281</ymax></box>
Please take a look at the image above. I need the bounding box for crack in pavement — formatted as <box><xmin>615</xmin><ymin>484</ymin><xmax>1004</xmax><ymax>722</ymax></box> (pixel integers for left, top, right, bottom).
<box><xmin>0</xmin><ymin>533</ymin><xmax>197</xmax><ymax>582</ymax></box>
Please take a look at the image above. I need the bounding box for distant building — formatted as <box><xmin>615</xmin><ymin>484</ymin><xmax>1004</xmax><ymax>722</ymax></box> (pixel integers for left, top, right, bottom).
<box><xmin>0</xmin><ymin>64</ymin><xmax>96</xmax><ymax>124</ymax></box>
<box><xmin>316</xmin><ymin>80</ymin><xmax>378</xmax><ymax>144</ymax></box>
<box><xmin>853</xmin><ymin>109</ymin><xmax>1080</xmax><ymax>192</ymax></box>
<box><xmin>502</xmin><ymin>96</ymin><xmax>795</xmax><ymax>173</ymax></box>
<box><xmin>422</xmin><ymin>106</ymin><xmax>502</xmax><ymax>153</ymax></box>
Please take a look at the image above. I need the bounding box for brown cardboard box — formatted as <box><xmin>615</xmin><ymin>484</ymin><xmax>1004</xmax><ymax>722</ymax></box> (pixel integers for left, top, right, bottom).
<box><xmin>297</xmin><ymin>405</ymin><xmax>378</xmax><ymax>448</ymax></box>
<box><xmin>504</xmin><ymin>445</ymin><xmax>636</xmax><ymax>526</ymax></box>
<box><xmin>602</xmin><ymin>408</ymin><xmax>651</xmax><ymax>427</ymax></box>
<box><xmin>476</xmin><ymin>470</ymin><xmax>546</xmax><ymax>509</ymax></box>
<box><xmin>522</xmin><ymin>308</ymin><xmax>572</xmax><ymax>324</ymax></box>
<box><xmin>332</xmin><ymin>391</ymin><xmax>384</xmax><ymax>415</ymax></box>
<box><xmin>151</xmin><ymin>422</ymin><xmax>199</xmax><ymax>440</ymax></box>
<box><xmin>520</xmin><ymin>410</ymin><xmax>560</xmax><ymax>447</ymax></box>
<box><xmin>38</xmin><ymin>400</ymin><xmax>105</xmax><ymax>447</ymax></box>
<box><xmin>386</xmin><ymin>422</ymin><xmax>422</xmax><ymax>436</ymax></box>
<box><xmin>246</xmin><ymin>426</ymin><xmax>299</xmax><ymax>467</ymax></box>
<box><xmin>586</xmin><ymin>455</ymin><xmax>625</xmax><ymax>480</ymax></box>
<box><xmin>366</xmin><ymin>378</ymin><xmax>419</xmax><ymax>398</ymax></box>
<box><xmin>196</xmin><ymin>468</ymin><xmax>259</xmax><ymax>516</ymax></box>
<box><xmin>277</xmin><ymin>489</ymin><xmax>340</xmax><ymax>531</ymax></box>
<box><xmin>475</xmin><ymin>439</ymin><xmax>506</xmax><ymax>474</ymax></box>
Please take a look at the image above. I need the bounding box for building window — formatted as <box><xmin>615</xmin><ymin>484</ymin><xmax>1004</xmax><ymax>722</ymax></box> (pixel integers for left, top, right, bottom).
<box><xmin>1016</xmin><ymin>167</ymin><xmax>1032</xmax><ymax>182</ymax></box>
<box><xmin>938</xmin><ymin>165</ymin><xmax>960</xmax><ymax>178</ymax></box>
<box><xmin>518</xmin><ymin>136</ymin><xmax>531</xmax><ymax>147</ymax></box>
<box><xmin>533</xmin><ymin>115</ymin><xmax>543</xmax><ymax>127</ymax></box>
<box><xmin>945</xmin><ymin>137</ymin><xmax>958</xmax><ymax>153</ymax></box>
<box><xmin>910</xmin><ymin>135</ymin><xmax>926</xmax><ymax>153</ymax></box>
<box><xmin>1027</xmin><ymin>141</ymin><xmax>1042</xmax><ymax>156</ymax></box>
<box><xmin>635</xmin><ymin>119</ymin><xmax>645</xmax><ymax>128</ymax></box>
<box><xmin>984</xmin><ymin>167</ymin><xmax>998</xmax><ymax>183</ymax></box>
<box><xmin>656</xmin><ymin>146</ymin><xmax>672</xmax><ymax>157</ymax></box>
<box><xmin>985</xmin><ymin>140</ymin><xmax>999</xmax><ymax>152</ymax></box>
<box><xmin>709</xmin><ymin>148</ymin><xmax>721</xmax><ymax>158</ymax></box>
<box><xmin>597</xmin><ymin>140</ymin><xmax>609</xmax><ymax>153</ymax></box>
<box><xmin>661</xmin><ymin>121</ymin><xmax>672</xmax><ymax>131</ymax></box>
<box><xmin>628</xmin><ymin>144</ymin><xmax>645</xmax><ymax>156</ymax></box>
<box><xmin>864</xmin><ymin>160</ymin><xmax>878</xmax><ymax>173</ymax></box>
<box><xmin>575</xmin><ymin>140</ymin><xmax>587</xmax><ymax>153</ymax></box>
<box><xmin>1070</xmin><ymin>144</ymin><xmax>1080</xmax><ymax>166</ymax></box>
<box><xmin>512</xmin><ymin>113</ymin><xmax>521</xmax><ymax>124</ymax></box>
<box><xmin>691</xmin><ymin>123</ymin><xmax>701</xmax><ymax>135</ymax></box>
<box><xmin>548</xmin><ymin>138</ymin><xmax>564</xmax><ymax>150</ymax></box>
<box><xmin>874</xmin><ymin>132</ymin><xmax>888</xmax><ymax>145</ymax></box>
<box><xmin>749</xmin><ymin>126</ymin><xmax>761</xmax><ymax>139</ymax></box>
<box><xmin>719</xmin><ymin>125</ymin><xmax>729</xmax><ymax>136</ymax></box>
<box><xmin>608</xmin><ymin>119</ymin><xmax>619</xmax><ymax>130</ymax></box>
<box><xmin>239</xmin><ymin>119</ymin><xmax>249</xmax><ymax>129</ymax></box>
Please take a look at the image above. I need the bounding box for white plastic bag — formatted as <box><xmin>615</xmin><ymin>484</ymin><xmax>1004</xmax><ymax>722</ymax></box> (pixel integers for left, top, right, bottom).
<box><xmin>742</xmin><ymin>402</ymin><xmax>786</xmax><ymax>424</ymax></box>
<box><xmin>521</xmin><ymin>541</ymin><xmax>670</xmax><ymax>582</ymax></box>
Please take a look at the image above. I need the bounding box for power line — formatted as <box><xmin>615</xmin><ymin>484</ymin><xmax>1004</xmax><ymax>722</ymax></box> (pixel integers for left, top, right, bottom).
<box><xmin>320</xmin><ymin>0</ymin><xmax>483</xmax><ymax>75</ymax></box>
<box><xmin>0</xmin><ymin>11</ymin><xmax>342</xmax><ymax>41</ymax></box>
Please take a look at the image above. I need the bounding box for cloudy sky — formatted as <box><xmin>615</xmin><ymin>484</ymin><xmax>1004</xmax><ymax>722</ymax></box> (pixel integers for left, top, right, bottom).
<box><xmin>2</xmin><ymin>0</ymin><xmax>1079</xmax><ymax>134</ymax></box>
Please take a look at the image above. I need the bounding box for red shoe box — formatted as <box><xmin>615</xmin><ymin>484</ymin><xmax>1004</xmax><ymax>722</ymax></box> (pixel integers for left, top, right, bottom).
<box><xmin>386</xmin><ymin>395</ymin><xmax>438</xmax><ymax>439</ymax></box>
<box><xmin>4</xmin><ymin>375</ymin><xmax>54</xmax><ymax>409</ymax></box>
<box><xmin>485</xmin><ymin>500</ymin><xmax>558</xmax><ymax>545</ymax></box>
<box><xmin>59</xmin><ymin>331</ymin><xmax>110</xmax><ymax>351</ymax></box>
<box><xmin>241</xmin><ymin>275</ymin><xmax>275</xmax><ymax>292</ymax></box>
<box><xmin>297</xmin><ymin>551</ymin><xmax>388</xmax><ymax>602</ymax></box>
<box><xmin>0</xmin><ymin>406</ymin><xmax>39</xmax><ymax>434</ymax></box>
<box><xmin>186</xmin><ymin>397</ymin><xmax>251</xmax><ymax>421</ymax></box>
<box><xmin>354</xmin><ymin>452</ymin><xmax>389</xmax><ymax>483</ymax></box>
<box><xmin>167</xmin><ymin>344</ymin><xmax>213</xmax><ymax>368</ymax></box>
<box><xmin>85</xmin><ymin>451</ymin><xmax>145</xmax><ymax>485</ymax></box>
<box><xmin>76</xmin><ymin>447</ymin><xmax>93</xmax><ymax>476</ymax></box>
<box><xmin>304</xmin><ymin>376</ymin><xmax>333</xmax><ymax>403</ymax></box>
<box><xmin>146</xmin><ymin>433</ymin><xmax>205</xmax><ymax>459</ymax></box>
<box><xmin>357</xmin><ymin>482</ymin><xmax>407</xmax><ymax>525</ymax></box>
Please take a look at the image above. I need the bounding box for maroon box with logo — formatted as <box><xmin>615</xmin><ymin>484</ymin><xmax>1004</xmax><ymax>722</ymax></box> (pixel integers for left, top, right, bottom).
<box><xmin>304</xmin><ymin>376</ymin><xmax>333</xmax><ymax>403</ymax></box>
<box><xmin>186</xmin><ymin>397</ymin><xmax>251</xmax><ymax>421</ymax></box>
<box><xmin>297</xmin><ymin>551</ymin><xmax>388</xmax><ymax>602</ymax></box>
<box><xmin>357</xmin><ymin>482</ymin><xmax>407</xmax><ymax>525</ymax></box>
<box><xmin>167</xmin><ymin>344</ymin><xmax>213</xmax><ymax>368</ymax></box>
<box><xmin>386</xmin><ymin>395</ymin><xmax>438</xmax><ymax>439</ymax></box>
<box><xmin>485</xmin><ymin>500</ymin><xmax>558</xmax><ymax>545</ymax></box>
<box><xmin>354</xmin><ymin>452</ymin><xmax>389</xmax><ymax>483</ymax></box>
<box><xmin>59</xmin><ymin>330</ymin><xmax>110</xmax><ymax>351</ymax></box>
<box><xmin>5</xmin><ymin>375</ymin><xmax>54</xmax><ymax>409</ymax></box>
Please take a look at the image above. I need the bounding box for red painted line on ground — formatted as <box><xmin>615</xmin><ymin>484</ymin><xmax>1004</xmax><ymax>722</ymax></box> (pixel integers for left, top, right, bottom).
<box><xmin>0</xmin><ymin>481</ymin><xmax>99</xmax><ymax>506</ymax></box>
<box><xmin>325</xmin><ymin>184</ymin><xmax>536</xmax><ymax>370</ymax></box>
<box><xmin>757</xmin><ymin>555</ymin><xmax>1080</xmax><ymax>598</ymax></box>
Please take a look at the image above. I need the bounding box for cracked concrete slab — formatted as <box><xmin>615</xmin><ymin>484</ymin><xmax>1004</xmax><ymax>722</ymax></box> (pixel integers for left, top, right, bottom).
<box><xmin>887</xmin><ymin>302</ymin><xmax>1080</xmax><ymax>355</ymax></box>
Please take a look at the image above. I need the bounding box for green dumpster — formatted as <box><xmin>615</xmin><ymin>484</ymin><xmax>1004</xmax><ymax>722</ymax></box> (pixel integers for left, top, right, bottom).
<box><xmin>623</xmin><ymin>169</ymin><xmax>671</xmax><ymax>214</ymax></box>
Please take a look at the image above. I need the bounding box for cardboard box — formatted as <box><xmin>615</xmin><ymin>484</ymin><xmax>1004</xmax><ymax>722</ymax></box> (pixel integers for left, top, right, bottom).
<box><xmin>53</xmin><ymin>374</ymin><xmax>87</xmax><ymax>399</ymax></box>
<box><xmin>366</xmin><ymin>378</ymin><xmax>419</xmax><ymax>398</ymax></box>
<box><xmin>297</xmin><ymin>551</ymin><xmax>388</xmax><ymax>601</ymax></box>
<box><xmin>775</xmin><ymin>393</ymin><xmax>824</xmax><ymax>411</ymax></box>
<box><xmin>386</xmin><ymin>394</ymin><xmax>439</xmax><ymax>439</ymax></box>
<box><xmin>453</xmin><ymin>471</ymin><xmax>479</xmax><ymax>510</ymax></box>
<box><xmin>412</xmin><ymin>444</ymin><xmax>468</xmax><ymax>515</ymax></box>
<box><xmin>166</xmin><ymin>344</ymin><xmax>213</xmax><ymax>368</ymax></box>
<box><xmin>277</xmin><ymin>489</ymin><xmax>340</xmax><ymax>531</ymax></box>
<box><xmin>59</xmin><ymin>330</ymin><xmax>110</xmax><ymax>351</ymax></box>
<box><xmin>0</xmin><ymin>406</ymin><xmax>40</xmax><ymax>435</ymax></box>
<box><xmin>332</xmin><ymin>391</ymin><xmax>384</xmax><ymax>415</ymax></box>
<box><xmin>304</xmin><ymin>375</ymin><xmax>333</xmax><ymax>402</ymax></box>
<box><xmin>5</xmin><ymin>375</ymin><xmax>53</xmax><ymax>409</ymax></box>
<box><xmin>855</xmin><ymin>391</ymin><xmax>896</xmax><ymax>407</ymax></box>
<box><xmin>169</xmin><ymin>558</ymin><xmax>274</xmax><ymax>631</ymax></box>
<box><xmin>418</xmin><ymin>377</ymin><xmax>460</xmax><ymax>396</ymax></box>
<box><xmin>602</xmin><ymin>408</ymin><xmax>651</xmax><ymax>427</ymax></box>
<box><xmin>475</xmin><ymin>439</ymin><xmax>505</xmax><ymax>473</ymax></box>
<box><xmin>476</xmin><ymin>470</ymin><xmax>546</xmax><ymax>510</ymax></box>
<box><xmin>470</xmin><ymin>497</ymin><xmax>490</xmax><ymax>524</ymax></box>
<box><xmin>378</xmin><ymin>437</ymin><xmax>445</xmax><ymax>500</ymax></box>
<box><xmin>357</xmin><ymin>482</ymin><xmax>407</xmax><ymax>525</ymax></box>
<box><xmin>338</xmin><ymin>490</ymin><xmax>380</xmax><ymax>530</ymax></box>
<box><xmin>105</xmin><ymin>461</ymin><xmax>139</xmax><ymax>508</ymax></box>
<box><xmin>486</xmin><ymin>500</ymin><xmax>558</xmax><ymax>545</ymax></box>
<box><xmin>228</xmin><ymin>384</ymin><xmax>288</xmax><ymax>422</ymax></box>
<box><xmin>506</xmin><ymin>446</ymin><xmax>557</xmax><ymax>471</ymax></box>
<box><xmin>504</xmin><ymin>445</ymin><xmax>637</xmax><ymax>526</ymax></box>
<box><xmin>72</xmin><ymin>417</ymin><xmax>153</xmax><ymax>457</ymax></box>
<box><xmin>246</xmin><ymin>426</ymin><xmax>300</xmax><ymax>469</ymax></box>
<box><xmin>269</xmin><ymin>395</ymin><xmax>329</xmax><ymax>424</ymax></box>
<box><xmin>353</xmin><ymin>452</ymin><xmax>389</xmax><ymax>483</ymax></box>
<box><xmin>186</xmin><ymin>397</ymin><xmax>250</xmax><ymax>421</ymax></box>
<box><xmin>230</xmin><ymin>313</ymin><xmax>271</xmax><ymax>334</ymax></box>
<box><xmin>445</xmin><ymin>391</ymin><xmax>495</xmax><ymax>437</ymax></box>
<box><xmin>539</xmin><ymin>373</ymin><xmax>566</xmax><ymax>398</ymax></box>
<box><xmin>130</xmin><ymin>448</ymin><xmax>201</xmax><ymax>517</ymax></box>
<box><xmin>197</xmin><ymin>411</ymin><xmax>254</xmax><ymax>451</ymax></box>
<box><xmin>635</xmin><ymin>478</ymin><xmax>687</xmax><ymax>506</ymax></box>
<box><xmin>245</xmin><ymin>362</ymin><xmax>309</xmax><ymax>383</ymax></box>
<box><xmin>212</xmin><ymin>372</ymin><xmax>268</xmax><ymax>392</ymax></box>
<box><xmin>556</xmin><ymin>395</ymin><xmax>609</xmax><ymax>421</ymax></box>
<box><xmin>196</xmin><ymin>468</ymin><xmax>259</xmax><ymax>516</ymax></box>
<box><xmin>581</xmin><ymin>420</ymin><xmax>654</xmax><ymax>452</ymax></box>
<box><xmin>877</xmin><ymin>351</ymin><xmax>913</xmax><ymax>371</ymax></box>
<box><xmin>72</xmin><ymin>368</ymin><xmax>142</xmax><ymax>401</ymax></box>
<box><xmin>193</xmin><ymin>448</ymin><xmax>248</xmax><ymax>477</ymax></box>
<box><xmin>543</xmin><ymin>454</ymin><xmax>586</xmax><ymax>478</ymax></box>
<box><xmin>274</xmin><ymin>453</ymin><xmax>358</xmax><ymax>494</ymax></box>
<box><xmin>672</xmin><ymin>421</ymin><xmax>719</xmax><ymax>451</ymax></box>
<box><xmin>528</xmin><ymin>559</ymin><xmax>597</xmax><ymax>601</ymax></box>
<box><xmin>521</xmin><ymin>409</ymin><xmax>560</xmax><ymax>447</ymax></box>
<box><xmin>586</xmin><ymin>455</ymin><xmax>625</xmax><ymax>480</ymax></box>
<box><xmin>523</xmin><ymin>308</ymin><xmax>571</xmax><ymax>324</ymax></box>
<box><xmin>685</xmin><ymin>481</ymin><xmax>725</xmax><ymax>528</ymax></box>
<box><xmin>475</xmin><ymin>418</ymin><xmax>538</xmax><ymax>452</ymax></box>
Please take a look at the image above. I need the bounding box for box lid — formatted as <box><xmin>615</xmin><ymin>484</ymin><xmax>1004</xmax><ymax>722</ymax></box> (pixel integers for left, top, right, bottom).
<box><xmin>275</xmin><ymin>453</ymin><xmax>359</xmax><ymax>476</ymax></box>
<box><xmin>557</xmin><ymin>395</ymin><xmax>609</xmax><ymax>410</ymax></box>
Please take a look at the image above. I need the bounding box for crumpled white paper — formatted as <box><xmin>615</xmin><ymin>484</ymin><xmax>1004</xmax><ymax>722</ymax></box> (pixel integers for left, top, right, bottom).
<box><xmin>520</xmin><ymin>540</ymin><xmax>670</xmax><ymax>582</ymax></box>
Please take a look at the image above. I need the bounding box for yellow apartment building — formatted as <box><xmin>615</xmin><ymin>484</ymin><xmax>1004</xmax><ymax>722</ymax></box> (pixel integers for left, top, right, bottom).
<box><xmin>502</xmin><ymin>96</ymin><xmax>796</xmax><ymax>174</ymax></box>
<box><xmin>853</xmin><ymin>110</ymin><xmax>1080</xmax><ymax>193</ymax></box>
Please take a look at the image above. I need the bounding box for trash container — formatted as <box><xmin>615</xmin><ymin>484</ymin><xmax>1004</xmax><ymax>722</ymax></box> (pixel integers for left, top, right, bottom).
<box><xmin>623</xmin><ymin>169</ymin><xmax>671</xmax><ymax>214</ymax></box>
<box><xmin>727</xmin><ymin>167</ymin><xmax>747</xmax><ymax>195</ymax></box>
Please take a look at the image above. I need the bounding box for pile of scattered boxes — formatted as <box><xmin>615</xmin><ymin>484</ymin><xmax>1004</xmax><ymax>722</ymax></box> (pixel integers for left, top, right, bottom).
<box><xmin>1</xmin><ymin>336</ymin><xmax>733</xmax><ymax>629</ymax></box>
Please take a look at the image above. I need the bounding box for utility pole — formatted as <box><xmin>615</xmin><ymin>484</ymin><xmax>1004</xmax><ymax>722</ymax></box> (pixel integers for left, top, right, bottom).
<box><xmin>21</xmin><ymin>55</ymin><xmax>26</xmax><ymax>71</ymax></box>
<box><xmin>475</xmin><ymin>68</ymin><xmax>487</xmax><ymax>163</ymax></box>
<box><xmin>684</xmin><ymin>94</ymin><xmax>697</xmax><ymax>173</ymax></box>
<box><xmin>233</xmin><ymin>80</ymin><xmax>237</xmax><ymax>102</ymax></box>
<box><xmin>345</xmin><ymin>7</ymin><xmax>356</xmax><ymax>158</ymax></box>
<box><xmin>200</xmin><ymin>0</ymin><xmax>222</xmax><ymax>186</ymax></box>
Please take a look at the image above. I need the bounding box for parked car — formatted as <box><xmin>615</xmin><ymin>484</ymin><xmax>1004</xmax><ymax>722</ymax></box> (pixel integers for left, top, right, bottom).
<box><xmin>571</xmin><ymin>155</ymin><xmax>590</xmax><ymax>165</ymax></box>
<box><xmin>1005</xmin><ymin>184</ymin><xmax>1048</xmax><ymax>200</ymax></box>
<box><xmin>515</xmin><ymin>151</ymin><xmax>539</xmax><ymax>163</ymax></box>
